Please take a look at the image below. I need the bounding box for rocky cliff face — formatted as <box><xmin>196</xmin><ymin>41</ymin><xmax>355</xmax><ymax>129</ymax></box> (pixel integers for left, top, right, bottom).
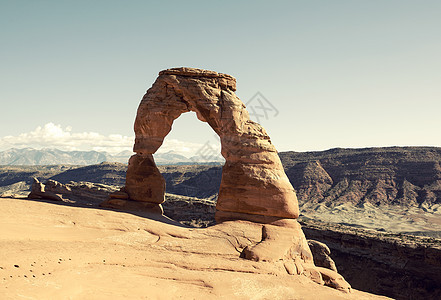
<box><xmin>156</xmin><ymin>147</ymin><xmax>441</xmax><ymax>212</ymax></box>
<box><xmin>280</xmin><ymin>147</ymin><xmax>441</xmax><ymax>209</ymax></box>
<box><xmin>300</xmin><ymin>219</ymin><xmax>441</xmax><ymax>300</ymax></box>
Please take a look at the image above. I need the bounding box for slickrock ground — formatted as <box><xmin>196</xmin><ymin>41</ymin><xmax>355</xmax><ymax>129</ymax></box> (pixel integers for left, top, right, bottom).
<box><xmin>0</xmin><ymin>197</ymin><xmax>388</xmax><ymax>300</ymax></box>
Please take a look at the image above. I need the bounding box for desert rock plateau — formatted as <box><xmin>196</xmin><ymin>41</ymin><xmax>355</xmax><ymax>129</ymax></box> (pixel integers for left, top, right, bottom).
<box><xmin>0</xmin><ymin>197</ymin><xmax>388</xmax><ymax>300</ymax></box>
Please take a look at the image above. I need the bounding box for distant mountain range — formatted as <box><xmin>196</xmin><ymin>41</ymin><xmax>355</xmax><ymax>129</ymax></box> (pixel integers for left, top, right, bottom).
<box><xmin>0</xmin><ymin>148</ymin><xmax>127</xmax><ymax>165</ymax></box>
<box><xmin>0</xmin><ymin>148</ymin><xmax>223</xmax><ymax>165</ymax></box>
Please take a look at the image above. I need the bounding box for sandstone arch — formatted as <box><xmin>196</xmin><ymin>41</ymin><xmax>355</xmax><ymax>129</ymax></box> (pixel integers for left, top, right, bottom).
<box><xmin>98</xmin><ymin>68</ymin><xmax>353</xmax><ymax>291</ymax></box>
<box><xmin>110</xmin><ymin>67</ymin><xmax>299</xmax><ymax>223</ymax></box>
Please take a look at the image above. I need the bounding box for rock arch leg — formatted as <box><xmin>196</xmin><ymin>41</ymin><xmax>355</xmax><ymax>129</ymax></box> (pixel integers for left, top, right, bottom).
<box><xmin>125</xmin><ymin>154</ymin><xmax>165</xmax><ymax>204</ymax></box>
<box><xmin>100</xmin><ymin>153</ymin><xmax>164</xmax><ymax>213</ymax></box>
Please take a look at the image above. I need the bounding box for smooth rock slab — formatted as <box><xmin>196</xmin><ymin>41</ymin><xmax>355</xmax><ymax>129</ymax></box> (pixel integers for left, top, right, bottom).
<box><xmin>0</xmin><ymin>198</ymin><xmax>386</xmax><ymax>299</ymax></box>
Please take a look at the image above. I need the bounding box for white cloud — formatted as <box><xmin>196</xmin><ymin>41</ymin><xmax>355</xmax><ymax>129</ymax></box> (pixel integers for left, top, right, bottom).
<box><xmin>0</xmin><ymin>123</ymin><xmax>134</xmax><ymax>154</ymax></box>
<box><xmin>0</xmin><ymin>123</ymin><xmax>221</xmax><ymax>157</ymax></box>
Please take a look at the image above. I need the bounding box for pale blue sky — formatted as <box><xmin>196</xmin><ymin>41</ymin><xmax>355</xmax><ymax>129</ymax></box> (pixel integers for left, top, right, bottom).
<box><xmin>1</xmin><ymin>0</ymin><xmax>440</xmax><ymax>155</ymax></box>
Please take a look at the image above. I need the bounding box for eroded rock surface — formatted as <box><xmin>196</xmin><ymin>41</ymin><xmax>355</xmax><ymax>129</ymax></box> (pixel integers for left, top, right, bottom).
<box><xmin>308</xmin><ymin>239</ymin><xmax>338</xmax><ymax>272</ymax></box>
<box><xmin>28</xmin><ymin>178</ymin><xmax>119</xmax><ymax>204</ymax></box>
<box><xmin>28</xmin><ymin>178</ymin><xmax>69</xmax><ymax>201</ymax></box>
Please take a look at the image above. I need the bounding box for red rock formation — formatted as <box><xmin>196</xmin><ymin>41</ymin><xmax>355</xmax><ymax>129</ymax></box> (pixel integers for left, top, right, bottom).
<box><xmin>106</xmin><ymin>67</ymin><xmax>299</xmax><ymax>222</ymax></box>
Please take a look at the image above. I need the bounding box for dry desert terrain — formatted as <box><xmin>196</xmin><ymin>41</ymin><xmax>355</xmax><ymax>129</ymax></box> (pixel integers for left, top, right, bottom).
<box><xmin>0</xmin><ymin>197</ymin><xmax>390</xmax><ymax>300</ymax></box>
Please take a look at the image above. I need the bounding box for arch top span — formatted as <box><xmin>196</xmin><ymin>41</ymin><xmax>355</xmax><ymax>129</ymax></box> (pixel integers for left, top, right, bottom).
<box><xmin>113</xmin><ymin>67</ymin><xmax>299</xmax><ymax>222</ymax></box>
